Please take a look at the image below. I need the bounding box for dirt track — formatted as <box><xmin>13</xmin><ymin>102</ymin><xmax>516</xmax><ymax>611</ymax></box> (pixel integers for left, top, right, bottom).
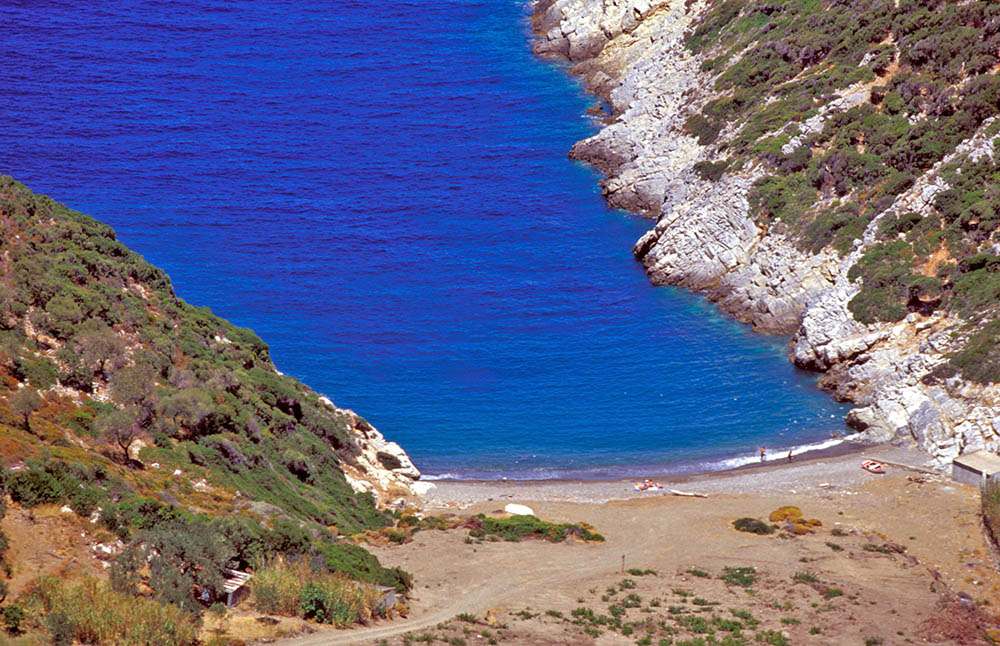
<box><xmin>281</xmin><ymin>450</ymin><xmax>997</xmax><ymax>645</ymax></box>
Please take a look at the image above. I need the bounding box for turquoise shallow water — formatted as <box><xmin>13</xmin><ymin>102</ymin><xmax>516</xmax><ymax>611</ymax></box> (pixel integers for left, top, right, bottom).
<box><xmin>0</xmin><ymin>0</ymin><xmax>849</xmax><ymax>479</ymax></box>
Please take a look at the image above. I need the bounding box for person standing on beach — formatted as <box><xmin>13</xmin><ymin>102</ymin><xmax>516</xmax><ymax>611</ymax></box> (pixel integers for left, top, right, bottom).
<box><xmin>787</xmin><ymin>449</ymin><xmax>793</xmax><ymax>463</ymax></box>
<box><xmin>759</xmin><ymin>447</ymin><xmax>766</xmax><ymax>462</ymax></box>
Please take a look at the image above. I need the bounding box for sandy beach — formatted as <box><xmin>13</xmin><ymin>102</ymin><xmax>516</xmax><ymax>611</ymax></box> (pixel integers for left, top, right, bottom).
<box><xmin>419</xmin><ymin>439</ymin><xmax>901</xmax><ymax>506</ymax></box>
<box><xmin>278</xmin><ymin>441</ymin><xmax>999</xmax><ymax>645</ymax></box>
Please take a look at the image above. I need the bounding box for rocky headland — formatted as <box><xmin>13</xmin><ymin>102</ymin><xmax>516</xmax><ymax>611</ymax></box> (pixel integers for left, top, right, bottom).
<box><xmin>532</xmin><ymin>0</ymin><xmax>1000</xmax><ymax>465</ymax></box>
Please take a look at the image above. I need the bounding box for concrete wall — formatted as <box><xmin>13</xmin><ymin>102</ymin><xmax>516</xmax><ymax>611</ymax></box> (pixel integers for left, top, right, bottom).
<box><xmin>953</xmin><ymin>463</ymin><xmax>986</xmax><ymax>487</ymax></box>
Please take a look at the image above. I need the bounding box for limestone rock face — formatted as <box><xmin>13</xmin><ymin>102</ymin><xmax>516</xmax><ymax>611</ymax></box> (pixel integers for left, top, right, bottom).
<box><xmin>532</xmin><ymin>0</ymin><xmax>1000</xmax><ymax>466</ymax></box>
<box><xmin>316</xmin><ymin>395</ymin><xmax>421</xmax><ymax>502</ymax></box>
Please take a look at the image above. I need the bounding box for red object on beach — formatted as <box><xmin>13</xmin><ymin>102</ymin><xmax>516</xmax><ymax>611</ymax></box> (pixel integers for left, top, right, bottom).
<box><xmin>861</xmin><ymin>460</ymin><xmax>886</xmax><ymax>474</ymax></box>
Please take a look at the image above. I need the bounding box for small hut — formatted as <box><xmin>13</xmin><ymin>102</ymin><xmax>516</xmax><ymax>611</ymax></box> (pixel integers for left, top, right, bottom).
<box><xmin>376</xmin><ymin>586</ymin><xmax>397</xmax><ymax>614</ymax></box>
<box><xmin>222</xmin><ymin>569</ymin><xmax>253</xmax><ymax>608</ymax></box>
<box><xmin>952</xmin><ymin>451</ymin><xmax>1000</xmax><ymax>487</ymax></box>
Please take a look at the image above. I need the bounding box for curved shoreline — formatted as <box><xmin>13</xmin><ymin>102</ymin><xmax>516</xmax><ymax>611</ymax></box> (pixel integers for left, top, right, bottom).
<box><xmin>419</xmin><ymin>434</ymin><xmax>856</xmax><ymax>483</ymax></box>
<box><xmin>418</xmin><ymin>439</ymin><xmax>937</xmax><ymax>507</ymax></box>
<box><xmin>526</xmin><ymin>0</ymin><xmax>1000</xmax><ymax>466</ymax></box>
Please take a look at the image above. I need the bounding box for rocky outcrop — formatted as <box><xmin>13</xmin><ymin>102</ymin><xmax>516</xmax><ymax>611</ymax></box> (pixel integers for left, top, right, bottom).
<box><xmin>316</xmin><ymin>395</ymin><xmax>421</xmax><ymax>502</ymax></box>
<box><xmin>792</xmin><ymin>124</ymin><xmax>1000</xmax><ymax>461</ymax></box>
<box><xmin>532</xmin><ymin>0</ymin><xmax>1000</xmax><ymax>465</ymax></box>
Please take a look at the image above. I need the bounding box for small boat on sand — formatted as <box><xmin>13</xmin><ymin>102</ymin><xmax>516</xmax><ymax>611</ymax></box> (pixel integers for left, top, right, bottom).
<box><xmin>861</xmin><ymin>460</ymin><xmax>886</xmax><ymax>474</ymax></box>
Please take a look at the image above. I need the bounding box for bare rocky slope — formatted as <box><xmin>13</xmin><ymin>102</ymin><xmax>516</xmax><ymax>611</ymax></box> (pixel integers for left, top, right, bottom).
<box><xmin>533</xmin><ymin>0</ymin><xmax>1000</xmax><ymax>465</ymax></box>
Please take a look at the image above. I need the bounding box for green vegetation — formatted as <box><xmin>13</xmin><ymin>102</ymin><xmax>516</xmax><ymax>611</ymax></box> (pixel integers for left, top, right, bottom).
<box><xmin>0</xmin><ymin>176</ymin><xmax>396</xmax><ymax>532</ymax></box>
<box><xmin>628</xmin><ymin>568</ymin><xmax>658</xmax><ymax>576</ymax></box>
<box><xmin>861</xmin><ymin>542</ymin><xmax>897</xmax><ymax>555</ymax></box>
<box><xmin>250</xmin><ymin>560</ymin><xmax>384</xmax><ymax>627</ymax></box>
<box><xmin>682</xmin><ymin>1</ymin><xmax>1000</xmax><ymax>384</ymax></box>
<box><xmin>0</xmin><ymin>178</ymin><xmax>415</xmax><ymax>635</ymax></box>
<box><xmin>720</xmin><ymin>567</ymin><xmax>758</xmax><ymax>588</ymax></box>
<box><xmin>822</xmin><ymin>587</ymin><xmax>844</xmax><ymax>600</ymax></box>
<box><xmin>2</xmin><ymin>605</ymin><xmax>24</xmax><ymax>635</ymax></box>
<box><xmin>466</xmin><ymin>514</ymin><xmax>605</xmax><ymax>543</ymax></box>
<box><xmin>756</xmin><ymin>630</ymin><xmax>790</xmax><ymax>645</ymax></box>
<box><xmin>982</xmin><ymin>480</ymin><xmax>1000</xmax><ymax>548</ymax></box>
<box><xmin>792</xmin><ymin>571</ymin><xmax>819</xmax><ymax>584</ymax></box>
<box><xmin>29</xmin><ymin>577</ymin><xmax>199</xmax><ymax>646</ymax></box>
<box><xmin>732</xmin><ymin>518</ymin><xmax>775</xmax><ymax>535</ymax></box>
<box><xmin>319</xmin><ymin>541</ymin><xmax>412</xmax><ymax>592</ymax></box>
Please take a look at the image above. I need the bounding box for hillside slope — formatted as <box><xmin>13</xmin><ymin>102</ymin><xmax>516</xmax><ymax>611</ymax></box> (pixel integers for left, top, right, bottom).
<box><xmin>0</xmin><ymin>176</ymin><xmax>419</xmax><ymax>522</ymax></box>
<box><xmin>534</xmin><ymin>0</ymin><xmax>999</xmax><ymax>464</ymax></box>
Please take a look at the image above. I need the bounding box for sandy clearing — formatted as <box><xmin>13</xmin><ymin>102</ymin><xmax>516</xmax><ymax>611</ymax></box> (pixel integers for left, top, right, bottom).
<box><xmin>279</xmin><ymin>445</ymin><xmax>999</xmax><ymax>645</ymax></box>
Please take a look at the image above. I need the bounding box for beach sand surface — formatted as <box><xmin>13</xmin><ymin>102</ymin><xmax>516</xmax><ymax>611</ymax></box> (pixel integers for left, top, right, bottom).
<box><xmin>282</xmin><ymin>444</ymin><xmax>999</xmax><ymax>645</ymax></box>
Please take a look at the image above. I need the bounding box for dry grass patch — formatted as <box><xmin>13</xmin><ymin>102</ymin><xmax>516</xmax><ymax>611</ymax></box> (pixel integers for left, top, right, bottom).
<box><xmin>251</xmin><ymin>559</ymin><xmax>385</xmax><ymax>627</ymax></box>
<box><xmin>26</xmin><ymin>576</ymin><xmax>198</xmax><ymax>645</ymax></box>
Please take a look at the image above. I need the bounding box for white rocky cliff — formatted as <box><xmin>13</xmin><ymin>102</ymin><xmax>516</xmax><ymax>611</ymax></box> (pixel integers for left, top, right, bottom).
<box><xmin>532</xmin><ymin>0</ymin><xmax>1000</xmax><ymax>465</ymax></box>
<box><xmin>319</xmin><ymin>395</ymin><xmax>422</xmax><ymax>503</ymax></box>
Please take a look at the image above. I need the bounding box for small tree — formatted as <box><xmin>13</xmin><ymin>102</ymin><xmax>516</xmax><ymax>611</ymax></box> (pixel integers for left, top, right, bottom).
<box><xmin>0</xmin><ymin>331</ymin><xmax>21</xmax><ymax>369</ymax></box>
<box><xmin>117</xmin><ymin>518</ymin><xmax>233</xmax><ymax>612</ymax></box>
<box><xmin>97</xmin><ymin>408</ymin><xmax>142</xmax><ymax>464</ymax></box>
<box><xmin>1</xmin><ymin>604</ymin><xmax>24</xmax><ymax>635</ymax></box>
<box><xmin>9</xmin><ymin>388</ymin><xmax>41</xmax><ymax>432</ymax></box>
<box><xmin>160</xmin><ymin>388</ymin><xmax>214</xmax><ymax>438</ymax></box>
<box><xmin>75</xmin><ymin>321</ymin><xmax>126</xmax><ymax>380</ymax></box>
<box><xmin>109</xmin><ymin>361</ymin><xmax>158</xmax><ymax>408</ymax></box>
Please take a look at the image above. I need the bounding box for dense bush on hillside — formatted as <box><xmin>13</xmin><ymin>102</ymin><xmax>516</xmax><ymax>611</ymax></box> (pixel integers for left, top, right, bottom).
<box><xmin>0</xmin><ymin>178</ymin><xmax>415</xmax><ymax>635</ymax></box>
<box><xmin>251</xmin><ymin>560</ymin><xmax>386</xmax><ymax>627</ymax></box>
<box><xmin>685</xmin><ymin>0</ymin><xmax>1000</xmax><ymax>383</ymax></box>
<box><xmin>0</xmin><ymin>176</ymin><xmax>393</xmax><ymax>532</ymax></box>
<box><xmin>0</xmin><ymin>442</ymin><xmax>410</xmax><ymax>637</ymax></box>
<box><xmin>28</xmin><ymin>577</ymin><xmax>199</xmax><ymax>646</ymax></box>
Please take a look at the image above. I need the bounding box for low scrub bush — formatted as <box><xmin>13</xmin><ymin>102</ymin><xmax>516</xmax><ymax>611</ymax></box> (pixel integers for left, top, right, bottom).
<box><xmin>792</xmin><ymin>571</ymin><xmax>819</xmax><ymax>584</ymax></box>
<box><xmin>2</xmin><ymin>604</ymin><xmax>24</xmax><ymax>634</ymax></box>
<box><xmin>467</xmin><ymin>514</ymin><xmax>604</xmax><ymax>543</ymax></box>
<box><xmin>982</xmin><ymin>480</ymin><xmax>1000</xmax><ymax>545</ymax></box>
<box><xmin>949</xmin><ymin>319</ymin><xmax>1000</xmax><ymax>384</ymax></box>
<box><xmin>732</xmin><ymin>517</ymin><xmax>774</xmax><ymax>535</ymax></box>
<box><xmin>30</xmin><ymin>577</ymin><xmax>198</xmax><ymax>645</ymax></box>
<box><xmin>693</xmin><ymin>160</ymin><xmax>729</xmax><ymax>182</ymax></box>
<box><xmin>252</xmin><ymin>559</ymin><xmax>383</xmax><ymax>627</ymax></box>
<box><xmin>720</xmin><ymin>567</ymin><xmax>757</xmax><ymax>588</ymax></box>
<box><xmin>319</xmin><ymin>542</ymin><xmax>412</xmax><ymax>592</ymax></box>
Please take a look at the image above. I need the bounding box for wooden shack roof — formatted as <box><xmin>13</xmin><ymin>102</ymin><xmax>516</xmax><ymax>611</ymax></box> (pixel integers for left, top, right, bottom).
<box><xmin>222</xmin><ymin>569</ymin><xmax>252</xmax><ymax>594</ymax></box>
<box><xmin>953</xmin><ymin>451</ymin><xmax>1000</xmax><ymax>475</ymax></box>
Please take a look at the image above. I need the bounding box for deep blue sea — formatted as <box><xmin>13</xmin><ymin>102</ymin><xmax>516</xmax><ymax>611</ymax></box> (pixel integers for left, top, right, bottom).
<box><xmin>0</xmin><ymin>1</ymin><xmax>849</xmax><ymax>479</ymax></box>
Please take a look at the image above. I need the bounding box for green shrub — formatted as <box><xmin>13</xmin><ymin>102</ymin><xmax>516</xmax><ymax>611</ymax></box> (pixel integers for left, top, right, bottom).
<box><xmin>470</xmin><ymin>514</ymin><xmax>604</xmax><ymax>544</ymax></box>
<box><xmin>1</xmin><ymin>604</ymin><xmax>24</xmax><ymax>634</ymax></box>
<box><xmin>792</xmin><ymin>571</ymin><xmax>818</xmax><ymax>584</ymax></box>
<box><xmin>18</xmin><ymin>355</ymin><xmax>58</xmax><ymax>389</ymax></box>
<box><xmin>749</xmin><ymin>175</ymin><xmax>817</xmax><ymax>227</ymax></box>
<box><xmin>720</xmin><ymin>567</ymin><xmax>757</xmax><ymax>588</ymax></box>
<box><xmin>319</xmin><ymin>542</ymin><xmax>412</xmax><ymax>592</ymax></box>
<box><xmin>627</xmin><ymin>568</ymin><xmax>657</xmax><ymax>576</ymax></box>
<box><xmin>693</xmin><ymin>160</ymin><xmax>729</xmax><ymax>181</ymax></box>
<box><xmin>756</xmin><ymin>630</ymin><xmax>789</xmax><ymax>645</ymax></box>
<box><xmin>949</xmin><ymin>320</ymin><xmax>1000</xmax><ymax>384</ymax></box>
<box><xmin>252</xmin><ymin>560</ymin><xmax>382</xmax><ymax>627</ymax></box>
<box><xmin>685</xmin><ymin>114</ymin><xmax>723</xmax><ymax>145</ymax></box>
<box><xmin>822</xmin><ymin>587</ymin><xmax>844</xmax><ymax>599</ymax></box>
<box><xmin>32</xmin><ymin>577</ymin><xmax>199</xmax><ymax>645</ymax></box>
<box><xmin>847</xmin><ymin>241</ymin><xmax>918</xmax><ymax>323</ymax></box>
<box><xmin>147</xmin><ymin>519</ymin><xmax>233</xmax><ymax>610</ymax></box>
<box><xmin>732</xmin><ymin>518</ymin><xmax>774</xmax><ymax>535</ymax></box>
<box><xmin>7</xmin><ymin>467</ymin><xmax>66</xmax><ymax>507</ymax></box>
